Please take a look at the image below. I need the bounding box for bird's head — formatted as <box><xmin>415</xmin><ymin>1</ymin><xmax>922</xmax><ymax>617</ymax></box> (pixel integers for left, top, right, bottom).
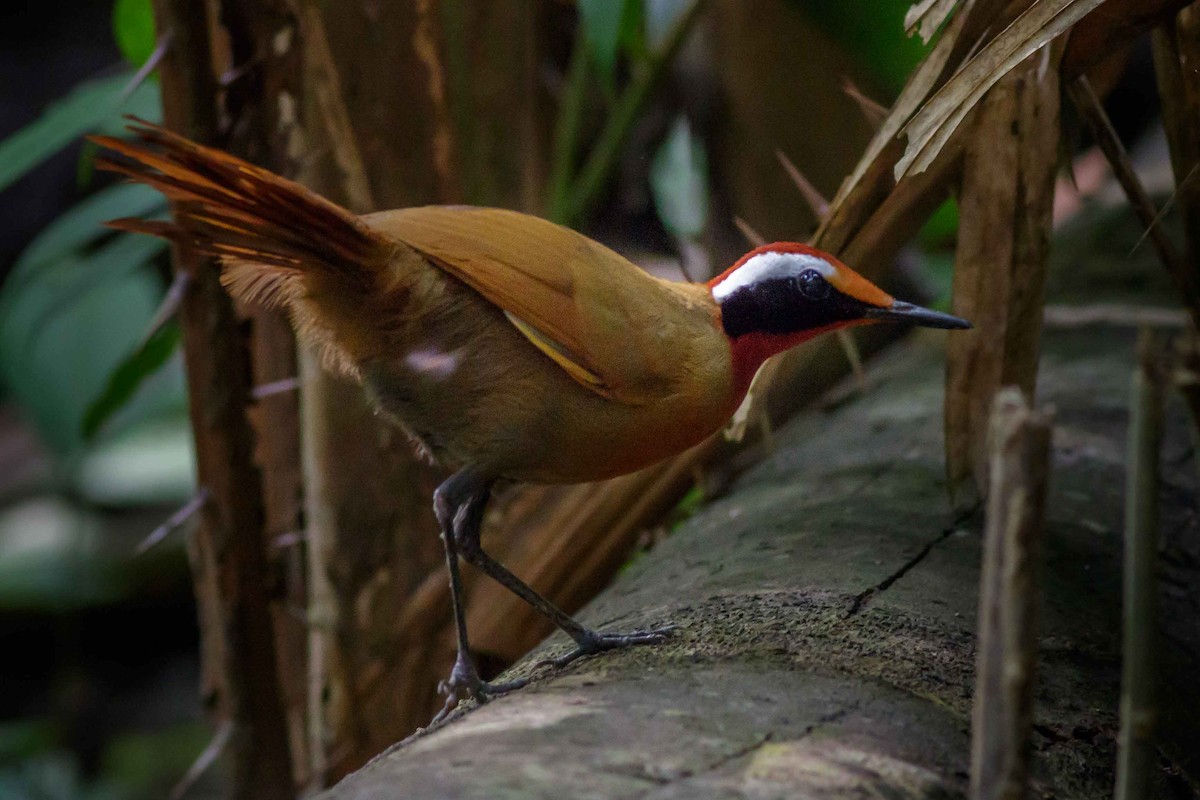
<box><xmin>708</xmin><ymin>243</ymin><xmax>970</xmax><ymax>388</ymax></box>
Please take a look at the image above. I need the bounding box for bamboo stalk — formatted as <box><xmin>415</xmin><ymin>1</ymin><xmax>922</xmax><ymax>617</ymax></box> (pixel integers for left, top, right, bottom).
<box><xmin>1114</xmin><ymin>332</ymin><xmax>1165</xmax><ymax>800</ymax></box>
<box><xmin>150</xmin><ymin>0</ymin><xmax>294</xmax><ymax>796</ymax></box>
<box><xmin>970</xmin><ymin>388</ymin><xmax>1053</xmax><ymax>800</ymax></box>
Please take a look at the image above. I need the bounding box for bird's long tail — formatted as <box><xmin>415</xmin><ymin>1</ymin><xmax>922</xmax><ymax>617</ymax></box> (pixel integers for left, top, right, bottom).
<box><xmin>92</xmin><ymin>118</ymin><xmax>397</xmax><ymax>374</ymax></box>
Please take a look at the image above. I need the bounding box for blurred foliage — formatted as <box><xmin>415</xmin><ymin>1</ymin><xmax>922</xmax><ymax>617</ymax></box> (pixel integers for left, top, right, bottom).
<box><xmin>0</xmin><ymin>75</ymin><xmax>161</xmax><ymax>195</ymax></box>
<box><xmin>577</xmin><ymin>0</ymin><xmax>644</xmax><ymax>91</ymax></box>
<box><xmin>794</xmin><ymin>0</ymin><xmax>931</xmax><ymax>95</ymax></box>
<box><xmin>0</xmin><ymin>718</ymin><xmax>212</xmax><ymax>800</ymax></box>
<box><xmin>82</xmin><ymin>324</ymin><xmax>181</xmax><ymax>442</ymax></box>
<box><xmin>0</xmin><ymin>65</ymin><xmax>188</xmax><ymax>490</ymax></box>
<box><xmin>113</xmin><ymin>0</ymin><xmax>157</xmax><ymax>69</ymax></box>
<box><xmin>0</xmin><ymin>3</ymin><xmax>195</xmax><ymax>790</ymax></box>
<box><xmin>650</xmin><ymin>115</ymin><xmax>709</xmax><ymax>240</ymax></box>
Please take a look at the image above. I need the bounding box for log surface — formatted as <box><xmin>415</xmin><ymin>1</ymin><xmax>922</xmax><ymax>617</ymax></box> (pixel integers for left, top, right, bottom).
<box><xmin>322</xmin><ymin>325</ymin><xmax>1200</xmax><ymax>800</ymax></box>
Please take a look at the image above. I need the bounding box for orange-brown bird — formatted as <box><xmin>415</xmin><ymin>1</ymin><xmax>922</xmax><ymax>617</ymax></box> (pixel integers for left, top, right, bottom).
<box><xmin>94</xmin><ymin>121</ymin><xmax>969</xmax><ymax>714</ymax></box>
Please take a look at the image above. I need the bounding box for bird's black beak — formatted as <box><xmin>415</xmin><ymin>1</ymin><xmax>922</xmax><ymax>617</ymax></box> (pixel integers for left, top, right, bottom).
<box><xmin>864</xmin><ymin>300</ymin><xmax>971</xmax><ymax>330</ymax></box>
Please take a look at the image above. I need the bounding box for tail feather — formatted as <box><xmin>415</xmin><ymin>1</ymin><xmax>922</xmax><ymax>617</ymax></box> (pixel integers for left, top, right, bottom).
<box><xmin>92</xmin><ymin>118</ymin><xmax>396</xmax><ymax>375</ymax></box>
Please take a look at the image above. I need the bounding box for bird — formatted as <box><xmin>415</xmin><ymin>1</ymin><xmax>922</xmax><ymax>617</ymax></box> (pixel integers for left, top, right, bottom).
<box><xmin>93</xmin><ymin>119</ymin><xmax>970</xmax><ymax>717</ymax></box>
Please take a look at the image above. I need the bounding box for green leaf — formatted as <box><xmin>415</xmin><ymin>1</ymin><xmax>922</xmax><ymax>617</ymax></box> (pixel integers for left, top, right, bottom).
<box><xmin>3</xmin><ymin>183</ymin><xmax>165</xmax><ymax>300</ymax></box>
<box><xmin>644</xmin><ymin>0</ymin><xmax>688</xmax><ymax>49</ymax></box>
<box><xmin>650</xmin><ymin>115</ymin><xmax>708</xmax><ymax>239</ymax></box>
<box><xmin>82</xmin><ymin>323</ymin><xmax>180</xmax><ymax>440</ymax></box>
<box><xmin>7</xmin><ymin>234</ymin><xmax>168</xmax><ymax>357</ymax></box>
<box><xmin>113</xmin><ymin>0</ymin><xmax>157</xmax><ymax>67</ymax></box>
<box><xmin>0</xmin><ymin>249</ymin><xmax>182</xmax><ymax>456</ymax></box>
<box><xmin>578</xmin><ymin>0</ymin><xmax>641</xmax><ymax>85</ymax></box>
<box><xmin>0</xmin><ymin>71</ymin><xmax>160</xmax><ymax>194</ymax></box>
<box><xmin>75</xmin><ymin>414</ymin><xmax>195</xmax><ymax>505</ymax></box>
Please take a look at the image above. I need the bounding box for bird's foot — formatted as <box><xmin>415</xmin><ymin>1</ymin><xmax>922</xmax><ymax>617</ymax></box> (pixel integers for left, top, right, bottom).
<box><xmin>431</xmin><ymin>651</ymin><xmax>530</xmax><ymax>725</ymax></box>
<box><xmin>534</xmin><ymin>623</ymin><xmax>678</xmax><ymax>672</ymax></box>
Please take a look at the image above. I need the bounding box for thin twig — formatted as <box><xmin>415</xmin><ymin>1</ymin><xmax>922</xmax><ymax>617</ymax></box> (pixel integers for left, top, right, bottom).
<box><xmin>135</xmin><ymin>487</ymin><xmax>210</xmax><ymax>555</ymax></box>
<box><xmin>841</xmin><ymin>76</ymin><xmax>889</xmax><ymax>129</ymax></box>
<box><xmin>120</xmin><ymin>29</ymin><xmax>176</xmax><ymax>103</ymax></box>
<box><xmin>271</xmin><ymin>530</ymin><xmax>308</xmax><ymax>550</ymax></box>
<box><xmin>252</xmin><ymin>376</ymin><xmax>301</xmax><ymax>400</ymax></box>
<box><xmin>169</xmin><ymin>721</ymin><xmax>233</xmax><ymax>800</ymax></box>
<box><xmin>733</xmin><ymin>216</ymin><xmax>763</xmax><ymax>248</ymax></box>
<box><xmin>137</xmin><ymin>271</ymin><xmax>190</xmax><ymax>351</ymax></box>
<box><xmin>1067</xmin><ymin>76</ymin><xmax>1197</xmax><ymax>325</ymax></box>
<box><xmin>1129</xmin><ymin>162</ymin><xmax>1199</xmax><ymax>258</ymax></box>
<box><xmin>775</xmin><ymin>149</ymin><xmax>830</xmax><ymax>220</ymax></box>
<box><xmin>1115</xmin><ymin>331</ymin><xmax>1164</xmax><ymax>800</ymax></box>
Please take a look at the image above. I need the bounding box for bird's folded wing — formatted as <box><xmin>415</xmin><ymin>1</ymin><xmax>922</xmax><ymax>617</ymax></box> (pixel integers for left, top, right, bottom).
<box><xmin>369</xmin><ymin>206</ymin><xmax>685</xmax><ymax>405</ymax></box>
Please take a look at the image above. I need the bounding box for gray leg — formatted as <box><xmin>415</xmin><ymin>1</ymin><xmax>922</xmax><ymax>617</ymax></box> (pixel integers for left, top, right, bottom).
<box><xmin>448</xmin><ymin>476</ymin><xmax>674</xmax><ymax>676</ymax></box>
<box><xmin>431</xmin><ymin>471</ymin><xmax>530</xmax><ymax>722</ymax></box>
<box><xmin>432</xmin><ymin>468</ymin><xmax>675</xmax><ymax>720</ymax></box>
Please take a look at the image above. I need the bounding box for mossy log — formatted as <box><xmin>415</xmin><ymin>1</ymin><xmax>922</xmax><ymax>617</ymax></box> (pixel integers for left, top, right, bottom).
<box><xmin>321</xmin><ymin>323</ymin><xmax>1199</xmax><ymax>799</ymax></box>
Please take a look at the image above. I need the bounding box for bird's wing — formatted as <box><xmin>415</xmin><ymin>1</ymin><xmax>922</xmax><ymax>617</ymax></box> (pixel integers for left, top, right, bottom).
<box><xmin>367</xmin><ymin>206</ymin><xmax>693</xmax><ymax>405</ymax></box>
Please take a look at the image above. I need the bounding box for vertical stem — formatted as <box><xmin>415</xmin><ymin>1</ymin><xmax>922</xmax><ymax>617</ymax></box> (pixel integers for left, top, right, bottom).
<box><xmin>1115</xmin><ymin>332</ymin><xmax>1164</xmax><ymax>800</ymax></box>
<box><xmin>969</xmin><ymin>388</ymin><xmax>1053</xmax><ymax>800</ymax></box>
<box><xmin>559</xmin><ymin>0</ymin><xmax>710</xmax><ymax>226</ymax></box>
<box><xmin>150</xmin><ymin>0</ymin><xmax>294</xmax><ymax>796</ymax></box>
<box><xmin>945</xmin><ymin>52</ymin><xmax>1059</xmax><ymax>506</ymax></box>
<box><xmin>546</xmin><ymin>40</ymin><xmax>591</xmax><ymax>223</ymax></box>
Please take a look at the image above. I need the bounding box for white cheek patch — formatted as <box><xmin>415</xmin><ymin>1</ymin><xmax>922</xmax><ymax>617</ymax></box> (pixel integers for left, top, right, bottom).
<box><xmin>711</xmin><ymin>252</ymin><xmax>835</xmax><ymax>301</ymax></box>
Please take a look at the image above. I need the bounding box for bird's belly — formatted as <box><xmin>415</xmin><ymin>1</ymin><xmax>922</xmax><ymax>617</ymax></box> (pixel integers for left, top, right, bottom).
<box><xmin>361</xmin><ymin>307</ymin><xmax>738</xmax><ymax>485</ymax></box>
<box><xmin>508</xmin><ymin>392</ymin><xmax>733</xmax><ymax>484</ymax></box>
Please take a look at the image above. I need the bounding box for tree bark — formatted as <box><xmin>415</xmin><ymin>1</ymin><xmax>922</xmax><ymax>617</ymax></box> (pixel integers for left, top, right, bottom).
<box><xmin>151</xmin><ymin>0</ymin><xmax>294</xmax><ymax>796</ymax></box>
<box><xmin>319</xmin><ymin>319</ymin><xmax>1200</xmax><ymax>799</ymax></box>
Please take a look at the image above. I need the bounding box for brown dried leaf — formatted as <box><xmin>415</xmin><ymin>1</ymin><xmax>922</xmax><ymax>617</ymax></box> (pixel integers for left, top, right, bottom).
<box><xmin>820</xmin><ymin>0</ymin><xmax>1008</xmax><ymax>254</ymax></box>
<box><xmin>905</xmin><ymin>0</ymin><xmax>961</xmax><ymax>43</ymax></box>
<box><xmin>896</xmin><ymin>0</ymin><xmax>1103</xmax><ymax>180</ymax></box>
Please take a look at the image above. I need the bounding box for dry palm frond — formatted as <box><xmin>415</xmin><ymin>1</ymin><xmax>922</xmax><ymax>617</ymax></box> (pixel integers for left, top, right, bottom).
<box><xmin>897</xmin><ymin>0</ymin><xmax>1106</xmax><ymax>180</ymax></box>
<box><xmin>906</xmin><ymin>0</ymin><xmax>962</xmax><ymax>43</ymax></box>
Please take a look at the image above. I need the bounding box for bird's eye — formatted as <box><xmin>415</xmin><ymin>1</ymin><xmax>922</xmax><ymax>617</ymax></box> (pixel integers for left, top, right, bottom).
<box><xmin>796</xmin><ymin>269</ymin><xmax>830</xmax><ymax>300</ymax></box>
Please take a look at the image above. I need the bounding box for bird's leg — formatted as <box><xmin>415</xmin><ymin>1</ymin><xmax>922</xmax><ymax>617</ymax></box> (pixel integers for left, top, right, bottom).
<box><xmin>450</xmin><ymin>480</ymin><xmax>674</xmax><ymax>674</ymax></box>
<box><xmin>431</xmin><ymin>471</ymin><xmax>530</xmax><ymax>722</ymax></box>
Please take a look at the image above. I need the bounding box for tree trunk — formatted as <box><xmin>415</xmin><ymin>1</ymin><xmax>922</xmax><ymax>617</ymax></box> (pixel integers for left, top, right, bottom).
<box><xmin>319</xmin><ymin>319</ymin><xmax>1200</xmax><ymax>799</ymax></box>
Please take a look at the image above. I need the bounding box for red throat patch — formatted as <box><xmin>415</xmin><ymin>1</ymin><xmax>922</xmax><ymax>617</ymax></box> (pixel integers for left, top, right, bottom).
<box><xmin>726</xmin><ymin>320</ymin><xmax>871</xmax><ymax>395</ymax></box>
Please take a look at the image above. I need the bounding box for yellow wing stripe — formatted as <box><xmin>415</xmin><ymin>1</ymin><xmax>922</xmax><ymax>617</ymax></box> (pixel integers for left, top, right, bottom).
<box><xmin>503</xmin><ymin>311</ymin><xmax>615</xmax><ymax>399</ymax></box>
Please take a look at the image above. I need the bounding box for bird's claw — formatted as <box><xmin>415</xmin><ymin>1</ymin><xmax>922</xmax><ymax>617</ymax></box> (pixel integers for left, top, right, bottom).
<box><xmin>431</xmin><ymin>624</ymin><xmax>677</xmax><ymax>725</ymax></box>
<box><xmin>431</xmin><ymin>652</ymin><xmax>530</xmax><ymax>725</ymax></box>
<box><xmin>533</xmin><ymin>623</ymin><xmax>678</xmax><ymax>672</ymax></box>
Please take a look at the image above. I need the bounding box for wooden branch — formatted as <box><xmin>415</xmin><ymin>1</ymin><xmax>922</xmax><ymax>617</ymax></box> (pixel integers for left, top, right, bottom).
<box><xmin>1148</xmin><ymin>6</ymin><xmax>1200</xmax><ymax>466</ymax></box>
<box><xmin>970</xmin><ymin>389</ymin><xmax>1053</xmax><ymax>800</ymax></box>
<box><xmin>150</xmin><ymin>0</ymin><xmax>294</xmax><ymax>796</ymax></box>
<box><xmin>1115</xmin><ymin>332</ymin><xmax>1166</xmax><ymax>800</ymax></box>
<box><xmin>945</xmin><ymin>50</ymin><xmax>1059</xmax><ymax>505</ymax></box>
